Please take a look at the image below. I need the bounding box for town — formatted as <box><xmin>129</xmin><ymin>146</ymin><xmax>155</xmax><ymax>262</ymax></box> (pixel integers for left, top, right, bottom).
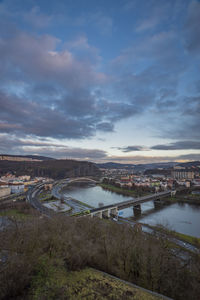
<box><xmin>100</xmin><ymin>164</ymin><xmax>200</xmax><ymax>191</ymax></box>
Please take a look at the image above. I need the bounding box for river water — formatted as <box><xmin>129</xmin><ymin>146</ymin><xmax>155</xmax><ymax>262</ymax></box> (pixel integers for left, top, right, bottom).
<box><xmin>63</xmin><ymin>184</ymin><xmax>200</xmax><ymax>238</ymax></box>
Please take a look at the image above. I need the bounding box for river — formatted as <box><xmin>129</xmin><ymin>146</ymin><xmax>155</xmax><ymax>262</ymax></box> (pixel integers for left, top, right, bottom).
<box><xmin>62</xmin><ymin>183</ymin><xmax>200</xmax><ymax>238</ymax></box>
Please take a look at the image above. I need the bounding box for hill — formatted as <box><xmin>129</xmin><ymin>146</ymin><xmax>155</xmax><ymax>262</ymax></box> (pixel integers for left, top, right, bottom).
<box><xmin>0</xmin><ymin>154</ymin><xmax>54</xmax><ymax>161</ymax></box>
<box><xmin>0</xmin><ymin>159</ymin><xmax>100</xmax><ymax>179</ymax></box>
<box><xmin>96</xmin><ymin>161</ymin><xmax>178</xmax><ymax>171</ymax></box>
<box><xmin>97</xmin><ymin>161</ymin><xmax>200</xmax><ymax>172</ymax></box>
<box><xmin>0</xmin><ymin>214</ymin><xmax>199</xmax><ymax>299</ymax></box>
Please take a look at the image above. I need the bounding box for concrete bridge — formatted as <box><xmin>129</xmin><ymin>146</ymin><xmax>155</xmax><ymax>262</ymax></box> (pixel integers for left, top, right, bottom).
<box><xmin>88</xmin><ymin>190</ymin><xmax>177</xmax><ymax>219</ymax></box>
<box><xmin>69</xmin><ymin>177</ymin><xmax>98</xmax><ymax>184</ymax></box>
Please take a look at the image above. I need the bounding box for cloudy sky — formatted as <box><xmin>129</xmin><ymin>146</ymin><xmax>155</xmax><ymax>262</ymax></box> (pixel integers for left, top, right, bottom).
<box><xmin>0</xmin><ymin>0</ymin><xmax>200</xmax><ymax>164</ymax></box>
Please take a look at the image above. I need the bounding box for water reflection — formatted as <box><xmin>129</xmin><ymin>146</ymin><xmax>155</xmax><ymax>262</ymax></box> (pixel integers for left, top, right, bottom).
<box><xmin>63</xmin><ymin>183</ymin><xmax>200</xmax><ymax>238</ymax></box>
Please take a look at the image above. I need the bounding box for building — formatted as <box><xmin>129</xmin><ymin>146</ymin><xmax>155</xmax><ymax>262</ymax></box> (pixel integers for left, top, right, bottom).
<box><xmin>18</xmin><ymin>175</ymin><xmax>31</xmax><ymax>181</ymax></box>
<box><xmin>0</xmin><ymin>187</ymin><xmax>11</xmax><ymax>198</ymax></box>
<box><xmin>193</xmin><ymin>179</ymin><xmax>200</xmax><ymax>186</ymax></box>
<box><xmin>171</xmin><ymin>169</ymin><xmax>194</xmax><ymax>180</ymax></box>
<box><xmin>44</xmin><ymin>183</ymin><xmax>53</xmax><ymax>191</ymax></box>
<box><xmin>9</xmin><ymin>183</ymin><xmax>24</xmax><ymax>194</ymax></box>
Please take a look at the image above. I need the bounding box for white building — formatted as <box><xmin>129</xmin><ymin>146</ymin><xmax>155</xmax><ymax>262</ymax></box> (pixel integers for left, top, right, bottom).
<box><xmin>10</xmin><ymin>183</ymin><xmax>24</xmax><ymax>194</ymax></box>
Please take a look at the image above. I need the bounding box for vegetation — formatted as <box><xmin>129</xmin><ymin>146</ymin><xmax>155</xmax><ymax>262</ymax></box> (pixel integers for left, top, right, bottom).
<box><xmin>164</xmin><ymin>193</ymin><xmax>200</xmax><ymax>205</ymax></box>
<box><xmin>148</xmin><ymin>224</ymin><xmax>200</xmax><ymax>248</ymax></box>
<box><xmin>0</xmin><ymin>203</ymin><xmax>39</xmax><ymax>220</ymax></box>
<box><xmin>100</xmin><ymin>181</ymin><xmax>152</xmax><ymax>197</ymax></box>
<box><xmin>38</xmin><ymin>192</ymin><xmax>58</xmax><ymax>202</ymax></box>
<box><xmin>71</xmin><ymin>210</ymin><xmax>91</xmax><ymax>217</ymax></box>
<box><xmin>30</xmin><ymin>265</ymin><xmax>165</xmax><ymax>300</ymax></box>
<box><xmin>0</xmin><ymin>209</ymin><xmax>29</xmax><ymax>220</ymax></box>
<box><xmin>0</xmin><ymin>215</ymin><xmax>200</xmax><ymax>299</ymax></box>
<box><xmin>0</xmin><ymin>159</ymin><xmax>100</xmax><ymax>179</ymax></box>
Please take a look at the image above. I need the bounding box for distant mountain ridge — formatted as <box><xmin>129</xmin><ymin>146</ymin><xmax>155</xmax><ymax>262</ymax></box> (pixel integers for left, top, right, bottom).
<box><xmin>96</xmin><ymin>161</ymin><xmax>200</xmax><ymax>171</ymax></box>
<box><xmin>0</xmin><ymin>154</ymin><xmax>55</xmax><ymax>161</ymax></box>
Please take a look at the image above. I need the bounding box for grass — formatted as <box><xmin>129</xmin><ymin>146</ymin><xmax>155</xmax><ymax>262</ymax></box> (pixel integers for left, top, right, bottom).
<box><xmin>40</xmin><ymin>196</ymin><xmax>58</xmax><ymax>202</ymax></box>
<box><xmin>71</xmin><ymin>209</ymin><xmax>91</xmax><ymax>217</ymax></box>
<box><xmin>173</xmin><ymin>231</ymin><xmax>200</xmax><ymax>247</ymax></box>
<box><xmin>38</xmin><ymin>191</ymin><xmax>58</xmax><ymax>202</ymax></box>
<box><xmin>99</xmin><ymin>183</ymin><xmax>149</xmax><ymax>197</ymax></box>
<box><xmin>29</xmin><ymin>259</ymin><xmax>164</xmax><ymax>300</ymax></box>
<box><xmin>163</xmin><ymin>194</ymin><xmax>200</xmax><ymax>205</ymax></box>
<box><xmin>0</xmin><ymin>209</ymin><xmax>30</xmax><ymax>220</ymax></box>
<box><xmin>147</xmin><ymin>224</ymin><xmax>200</xmax><ymax>248</ymax></box>
<box><xmin>71</xmin><ymin>198</ymin><xmax>94</xmax><ymax>209</ymax></box>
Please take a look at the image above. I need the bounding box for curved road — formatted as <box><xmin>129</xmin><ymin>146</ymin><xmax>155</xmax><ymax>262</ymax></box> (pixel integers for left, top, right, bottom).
<box><xmin>27</xmin><ymin>180</ymin><xmax>200</xmax><ymax>255</ymax></box>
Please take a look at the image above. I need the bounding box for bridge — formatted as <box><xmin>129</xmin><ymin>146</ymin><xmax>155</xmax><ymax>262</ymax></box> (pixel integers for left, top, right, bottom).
<box><xmin>69</xmin><ymin>177</ymin><xmax>97</xmax><ymax>184</ymax></box>
<box><xmin>88</xmin><ymin>190</ymin><xmax>177</xmax><ymax>219</ymax></box>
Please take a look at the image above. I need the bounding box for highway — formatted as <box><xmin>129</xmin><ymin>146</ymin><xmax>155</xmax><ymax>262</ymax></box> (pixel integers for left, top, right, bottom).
<box><xmin>52</xmin><ymin>179</ymin><xmax>93</xmax><ymax>214</ymax></box>
<box><xmin>27</xmin><ymin>179</ymin><xmax>91</xmax><ymax>216</ymax></box>
<box><xmin>27</xmin><ymin>183</ymin><xmax>55</xmax><ymax>217</ymax></box>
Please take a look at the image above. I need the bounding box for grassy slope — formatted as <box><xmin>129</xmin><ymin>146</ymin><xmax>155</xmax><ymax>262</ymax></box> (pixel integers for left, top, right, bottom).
<box><xmin>29</xmin><ymin>263</ymin><xmax>165</xmax><ymax>300</ymax></box>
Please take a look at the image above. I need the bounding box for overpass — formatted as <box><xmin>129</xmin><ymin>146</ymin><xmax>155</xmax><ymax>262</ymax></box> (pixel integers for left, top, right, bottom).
<box><xmin>88</xmin><ymin>190</ymin><xmax>177</xmax><ymax>219</ymax></box>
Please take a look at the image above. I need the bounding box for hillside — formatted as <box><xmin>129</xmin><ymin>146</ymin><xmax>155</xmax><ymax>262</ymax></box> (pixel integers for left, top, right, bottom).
<box><xmin>0</xmin><ymin>159</ymin><xmax>100</xmax><ymax>179</ymax></box>
<box><xmin>0</xmin><ymin>213</ymin><xmax>199</xmax><ymax>300</ymax></box>
<box><xmin>97</xmin><ymin>162</ymin><xmax>178</xmax><ymax>170</ymax></box>
<box><xmin>27</xmin><ymin>267</ymin><xmax>167</xmax><ymax>300</ymax></box>
<box><xmin>0</xmin><ymin>154</ymin><xmax>54</xmax><ymax>161</ymax></box>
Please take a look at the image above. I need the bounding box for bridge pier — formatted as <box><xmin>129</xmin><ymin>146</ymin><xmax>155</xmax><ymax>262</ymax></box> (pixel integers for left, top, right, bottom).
<box><xmin>91</xmin><ymin>211</ymin><xmax>103</xmax><ymax>219</ymax></box>
<box><xmin>110</xmin><ymin>207</ymin><xmax>118</xmax><ymax>217</ymax></box>
<box><xmin>154</xmin><ymin>199</ymin><xmax>161</xmax><ymax>209</ymax></box>
<box><xmin>102</xmin><ymin>209</ymin><xmax>110</xmax><ymax>218</ymax></box>
<box><xmin>133</xmin><ymin>204</ymin><xmax>141</xmax><ymax>217</ymax></box>
<box><xmin>171</xmin><ymin>190</ymin><xmax>176</xmax><ymax>196</ymax></box>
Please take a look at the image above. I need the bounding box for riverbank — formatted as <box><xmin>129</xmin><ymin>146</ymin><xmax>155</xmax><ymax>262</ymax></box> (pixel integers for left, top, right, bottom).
<box><xmin>99</xmin><ymin>183</ymin><xmax>149</xmax><ymax>197</ymax></box>
<box><xmin>142</xmin><ymin>223</ymin><xmax>200</xmax><ymax>248</ymax></box>
<box><xmin>163</xmin><ymin>194</ymin><xmax>200</xmax><ymax>205</ymax></box>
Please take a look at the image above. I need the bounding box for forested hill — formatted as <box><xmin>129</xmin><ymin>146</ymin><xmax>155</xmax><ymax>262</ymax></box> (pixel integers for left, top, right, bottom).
<box><xmin>0</xmin><ymin>159</ymin><xmax>100</xmax><ymax>179</ymax></box>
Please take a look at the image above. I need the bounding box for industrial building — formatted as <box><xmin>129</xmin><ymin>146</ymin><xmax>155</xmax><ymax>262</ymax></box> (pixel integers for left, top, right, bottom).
<box><xmin>171</xmin><ymin>169</ymin><xmax>194</xmax><ymax>180</ymax></box>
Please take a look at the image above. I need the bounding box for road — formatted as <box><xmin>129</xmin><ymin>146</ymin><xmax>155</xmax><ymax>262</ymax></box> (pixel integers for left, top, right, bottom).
<box><xmin>52</xmin><ymin>179</ymin><xmax>92</xmax><ymax>214</ymax></box>
<box><xmin>27</xmin><ymin>183</ymin><xmax>54</xmax><ymax>217</ymax></box>
<box><xmin>27</xmin><ymin>180</ymin><xmax>199</xmax><ymax>255</ymax></box>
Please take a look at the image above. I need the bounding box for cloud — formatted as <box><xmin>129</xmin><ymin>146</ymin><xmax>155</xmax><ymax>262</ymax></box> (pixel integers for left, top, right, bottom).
<box><xmin>90</xmin><ymin>12</ymin><xmax>113</xmax><ymax>36</ymax></box>
<box><xmin>1</xmin><ymin>133</ymin><xmax>200</xmax><ymax>164</ymax></box>
<box><xmin>0</xmin><ymin>0</ymin><xmax>199</xmax><ymax>155</ymax></box>
<box><xmin>23</xmin><ymin>6</ymin><xmax>52</xmax><ymax>28</ymax></box>
<box><xmin>0</xmin><ymin>133</ymin><xmax>108</xmax><ymax>160</ymax></box>
<box><xmin>23</xmin><ymin>146</ymin><xmax>108</xmax><ymax>160</ymax></box>
<box><xmin>136</xmin><ymin>18</ymin><xmax>160</xmax><ymax>32</ymax></box>
<box><xmin>100</xmin><ymin>153</ymin><xmax>200</xmax><ymax>164</ymax></box>
<box><xmin>151</xmin><ymin>141</ymin><xmax>200</xmax><ymax>150</ymax></box>
<box><xmin>135</xmin><ymin>2</ymin><xmax>170</xmax><ymax>33</ymax></box>
<box><xmin>114</xmin><ymin>146</ymin><xmax>148</xmax><ymax>152</ymax></box>
<box><xmin>0</xmin><ymin>91</ymin><xmax>96</xmax><ymax>139</ymax></box>
<box><xmin>0</xmin><ymin>25</ymin><xmax>142</xmax><ymax>140</ymax></box>
<box><xmin>184</xmin><ymin>0</ymin><xmax>200</xmax><ymax>53</ymax></box>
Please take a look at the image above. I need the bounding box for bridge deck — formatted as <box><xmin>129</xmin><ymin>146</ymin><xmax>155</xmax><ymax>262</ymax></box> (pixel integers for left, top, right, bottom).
<box><xmin>90</xmin><ymin>191</ymin><xmax>172</xmax><ymax>213</ymax></box>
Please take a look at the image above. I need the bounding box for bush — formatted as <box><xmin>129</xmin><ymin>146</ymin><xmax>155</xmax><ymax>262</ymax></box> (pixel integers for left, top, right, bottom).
<box><xmin>0</xmin><ymin>215</ymin><xmax>200</xmax><ymax>299</ymax></box>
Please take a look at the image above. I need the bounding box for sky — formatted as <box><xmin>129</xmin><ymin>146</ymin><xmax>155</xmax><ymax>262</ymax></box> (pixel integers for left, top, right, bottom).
<box><xmin>0</xmin><ymin>0</ymin><xmax>200</xmax><ymax>164</ymax></box>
